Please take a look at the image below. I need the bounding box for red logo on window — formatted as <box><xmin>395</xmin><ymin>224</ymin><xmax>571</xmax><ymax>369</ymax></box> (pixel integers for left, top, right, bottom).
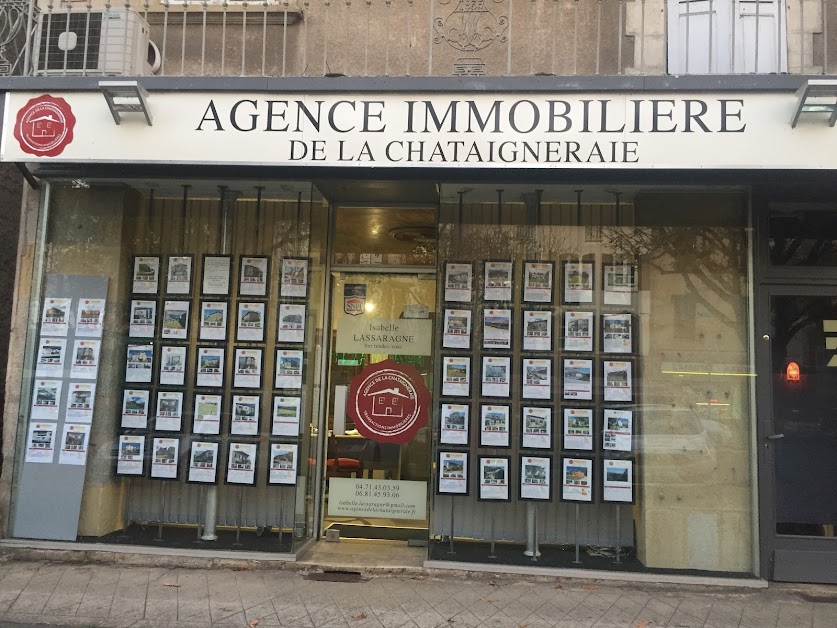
<box><xmin>13</xmin><ymin>95</ymin><xmax>76</xmax><ymax>157</ymax></box>
<box><xmin>347</xmin><ymin>359</ymin><xmax>430</xmax><ymax>445</ymax></box>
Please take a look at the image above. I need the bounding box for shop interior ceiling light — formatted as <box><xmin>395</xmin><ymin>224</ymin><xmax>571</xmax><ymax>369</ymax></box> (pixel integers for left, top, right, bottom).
<box><xmin>791</xmin><ymin>80</ymin><xmax>837</xmax><ymax>128</ymax></box>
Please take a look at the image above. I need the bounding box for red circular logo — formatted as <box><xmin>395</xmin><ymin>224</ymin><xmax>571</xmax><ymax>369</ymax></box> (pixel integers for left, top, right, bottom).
<box><xmin>14</xmin><ymin>95</ymin><xmax>76</xmax><ymax>157</ymax></box>
<box><xmin>347</xmin><ymin>359</ymin><xmax>431</xmax><ymax>445</ymax></box>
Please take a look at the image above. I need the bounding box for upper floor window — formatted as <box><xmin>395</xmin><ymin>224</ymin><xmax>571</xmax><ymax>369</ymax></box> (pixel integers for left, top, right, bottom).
<box><xmin>667</xmin><ymin>0</ymin><xmax>788</xmax><ymax>74</ymax></box>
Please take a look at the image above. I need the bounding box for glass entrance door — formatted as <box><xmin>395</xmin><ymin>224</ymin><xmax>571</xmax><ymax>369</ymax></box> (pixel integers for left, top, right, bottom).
<box><xmin>762</xmin><ymin>287</ymin><xmax>837</xmax><ymax>582</ymax></box>
<box><xmin>322</xmin><ymin>271</ymin><xmax>436</xmax><ymax>540</ymax></box>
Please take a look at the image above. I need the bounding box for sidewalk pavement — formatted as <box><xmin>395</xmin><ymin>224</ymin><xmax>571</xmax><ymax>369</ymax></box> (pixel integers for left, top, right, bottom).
<box><xmin>1</xmin><ymin>556</ymin><xmax>837</xmax><ymax>628</ymax></box>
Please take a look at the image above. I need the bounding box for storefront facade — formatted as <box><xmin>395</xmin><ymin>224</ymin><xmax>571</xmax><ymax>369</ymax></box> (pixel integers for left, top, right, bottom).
<box><xmin>1</xmin><ymin>79</ymin><xmax>836</xmax><ymax>583</ymax></box>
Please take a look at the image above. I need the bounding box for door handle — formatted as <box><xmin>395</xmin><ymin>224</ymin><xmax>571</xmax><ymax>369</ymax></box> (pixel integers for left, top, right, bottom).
<box><xmin>766</xmin><ymin>433</ymin><xmax>785</xmax><ymax>440</ymax></box>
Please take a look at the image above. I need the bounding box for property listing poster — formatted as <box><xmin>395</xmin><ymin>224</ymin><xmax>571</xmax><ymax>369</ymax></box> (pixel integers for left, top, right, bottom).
<box><xmin>442</xmin><ymin>309</ymin><xmax>472</xmax><ymax>349</ymax></box>
<box><xmin>520</xmin><ymin>456</ymin><xmax>551</xmax><ymax>500</ymax></box>
<box><xmin>521</xmin><ymin>406</ymin><xmax>552</xmax><ymax>449</ymax></box>
<box><xmin>442</xmin><ymin>356</ymin><xmax>470</xmax><ymax>396</ymax></box>
<box><xmin>40</xmin><ymin>298</ymin><xmax>72</xmax><ymax>336</ymax></box>
<box><xmin>75</xmin><ymin>298</ymin><xmax>106</xmax><ymax>337</ymax></box>
<box><xmin>444</xmin><ymin>263</ymin><xmax>473</xmax><ymax>303</ymax></box>
<box><xmin>522</xmin><ymin>358</ymin><xmax>551</xmax><ymax>400</ymax></box>
<box><xmin>31</xmin><ymin>380</ymin><xmax>62</xmax><ymax>421</ymax></box>
<box><xmin>484</xmin><ymin>261</ymin><xmax>513</xmax><ymax>301</ymax></box>
<box><xmin>563</xmin><ymin>408</ymin><xmax>594</xmax><ymax>450</ymax></box>
<box><xmin>562</xmin><ymin>457</ymin><xmax>593</xmax><ymax>502</ymax></box>
<box><xmin>25</xmin><ymin>422</ymin><xmax>57</xmax><ymax>463</ymax></box>
<box><xmin>272</xmin><ymin>396</ymin><xmax>301</xmax><ymax>437</ymax></box>
<box><xmin>66</xmin><ymin>383</ymin><xmax>96</xmax><ymax>422</ymax></box>
<box><xmin>188</xmin><ymin>441</ymin><xmax>220</xmax><ymax>483</ymax></box>
<box><xmin>603</xmin><ymin>459</ymin><xmax>634</xmax><ymax>502</ymax></box>
<box><xmin>523</xmin><ymin>310</ymin><xmax>552</xmax><ymax>351</ymax></box>
<box><xmin>438</xmin><ymin>451</ymin><xmax>468</xmax><ymax>494</ymax></box>
<box><xmin>58</xmin><ymin>423</ymin><xmax>91</xmax><ymax>466</ymax></box>
<box><xmin>479</xmin><ymin>457</ymin><xmax>510</xmax><ymax>500</ymax></box>
<box><xmin>440</xmin><ymin>403</ymin><xmax>469</xmax><ymax>445</ymax></box>
<box><xmin>603</xmin><ymin>361</ymin><xmax>633</xmax><ymax>402</ymax></box>
<box><xmin>268</xmin><ymin>443</ymin><xmax>298</xmax><ymax>484</ymax></box>
<box><xmin>603</xmin><ymin>409</ymin><xmax>633</xmax><ymax>452</ymax></box>
<box><xmin>563</xmin><ymin>359</ymin><xmax>593</xmax><ymax>401</ymax></box>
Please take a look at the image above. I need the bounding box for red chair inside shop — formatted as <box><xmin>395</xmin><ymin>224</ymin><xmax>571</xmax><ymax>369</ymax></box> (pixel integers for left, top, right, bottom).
<box><xmin>326</xmin><ymin>457</ymin><xmax>364</xmax><ymax>478</ymax></box>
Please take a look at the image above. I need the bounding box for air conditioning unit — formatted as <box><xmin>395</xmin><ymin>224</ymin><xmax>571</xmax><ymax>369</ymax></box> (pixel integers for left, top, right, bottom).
<box><xmin>33</xmin><ymin>9</ymin><xmax>157</xmax><ymax>76</ymax></box>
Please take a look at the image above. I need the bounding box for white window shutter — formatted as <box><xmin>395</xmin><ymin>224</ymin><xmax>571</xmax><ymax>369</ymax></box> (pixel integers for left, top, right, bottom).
<box><xmin>734</xmin><ymin>0</ymin><xmax>787</xmax><ymax>73</ymax></box>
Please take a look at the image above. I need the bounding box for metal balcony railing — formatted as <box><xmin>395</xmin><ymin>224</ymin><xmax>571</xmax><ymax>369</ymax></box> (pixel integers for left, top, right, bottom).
<box><xmin>0</xmin><ymin>0</ymin><xmax>833</xmax><ymax>78</ymax></box>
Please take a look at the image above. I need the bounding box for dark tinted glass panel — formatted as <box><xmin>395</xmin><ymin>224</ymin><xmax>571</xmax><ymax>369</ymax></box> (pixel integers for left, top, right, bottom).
<box><xmin>769</xmin><ymin>210</ymin><xmax>837</xmax><ymax>267</ymax></box>
<box><xmin>771</xmin><ymin>295</ymin><xmax>837</xmax><ymax>536</ymax></box>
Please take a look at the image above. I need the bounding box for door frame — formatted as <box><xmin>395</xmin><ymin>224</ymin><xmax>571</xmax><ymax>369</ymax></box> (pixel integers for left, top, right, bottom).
<box><xmin>754</xmin><ymin>199</ymin><xmax>837</xmax><ymax>581</ymax></box>
<box><xmin>756</xmin><ymin>283</ymin><xmax>837</xmax><ymax>582</ymax></box>
<box><xmin>316</xmin><ymin>264</ymin><xmax>438</xmax><ymax>539</ymax></box>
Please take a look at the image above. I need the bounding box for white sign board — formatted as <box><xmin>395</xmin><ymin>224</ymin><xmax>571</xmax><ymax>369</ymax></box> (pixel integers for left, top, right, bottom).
<box><xmin>327</xmin><ymin>478</ymin><xmax>427</xmax><ymax>520</ymax></box>
<box><xmin>2</xmin><ymin>91</ymin><xmax>834</xmax><ymax>169</ymax></box>
<box><xmin>336</xmin><ymin>317</ymin><xmax>432</xmax><ymax>356</ymax></box>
